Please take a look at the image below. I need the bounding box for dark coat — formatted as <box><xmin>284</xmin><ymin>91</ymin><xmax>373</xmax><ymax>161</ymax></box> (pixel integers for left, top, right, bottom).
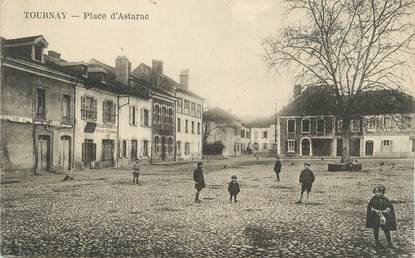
<box><xmin>366</xmin><ymin>196</ymin><xmax>397</xmax><ymax>230</ymax></box>
<box><xmin>299</xmin><ymin>168</ymin><xmax>315</xmax><ymax>184</ymax></box>
<box><xmin>274</xmin><ymin>160</ymin><xmax>282</xmax><ymax>174</ymax></box>
<box><xmin>228</xmin><ymin>181</ymin><xmax>240</xmax><ymax>194</ymax></box>
<box><xmin>193</xmin><ymin>168</ymin><xmax>205</xmax><ymax>189</ymax></box>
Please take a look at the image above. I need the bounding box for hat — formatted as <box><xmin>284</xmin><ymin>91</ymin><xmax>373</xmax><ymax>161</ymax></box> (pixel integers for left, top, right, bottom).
<box><xmin>304</xmin><ymin>162</ymin><xmax>311</xmax><ymax>167</ymax></box>
<box><xmin>373</xmin><ymin>185</ymin><xmax>386</xmax><ymax>194</ymax></box>
<box><xmin>231</xmin><ymin>175</ymin><xmax>237</xmax><ymax>179</ymax></box>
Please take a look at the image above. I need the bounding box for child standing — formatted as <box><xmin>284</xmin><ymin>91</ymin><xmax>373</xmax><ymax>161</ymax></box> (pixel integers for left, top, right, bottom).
<box><xmin>366</xmin><ymin>185</ymin><xmax>397</xmax><ymax>249</ymax></box>
<box><xmin>193</xmin><ymin>162</ymin><xmax>205</xmax><ymax>203</ymax></box>
<box><xmin>228</xmin><ymin>175</ymin><xmax>240</xmax><ymax>202</ymax></box>
<box><xmin>132</xmin><ymin>159</ymin><xmax>140</xmax><ymax>184</ymax></box>
<box><xmin>296</xmin><ymin>162</ymin><xmax>315</xmax><ymax>204</ymax></box>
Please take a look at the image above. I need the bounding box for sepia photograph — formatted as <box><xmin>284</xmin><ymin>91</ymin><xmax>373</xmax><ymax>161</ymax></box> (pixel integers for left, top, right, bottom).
<box><xmin>1</xmin><ymin>0</ymin><xmax>414</xmax><ymax>257</ymax></box>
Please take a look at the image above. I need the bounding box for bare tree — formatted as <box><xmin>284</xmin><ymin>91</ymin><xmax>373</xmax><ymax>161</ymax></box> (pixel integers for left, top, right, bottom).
<box><xmin>202</xmin><ymin>107</ymin><xmax>239</xmax><ymax>146</ymax></box>
<box><xmin>264</xmin><ymin>0</ymin><xmax>415</xmax><ymax>162</ymax></box>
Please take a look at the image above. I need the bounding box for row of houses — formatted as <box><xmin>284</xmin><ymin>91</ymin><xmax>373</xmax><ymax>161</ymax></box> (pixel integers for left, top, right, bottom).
<box><xmin>0</xmin><ymin>35</ymin><xmax>205</xmax><ymax>174</ymax></box>
<box><xmin>206</xmin><ymin>86</ymin><xmax>415</xmax><ymax>158</ymax></box>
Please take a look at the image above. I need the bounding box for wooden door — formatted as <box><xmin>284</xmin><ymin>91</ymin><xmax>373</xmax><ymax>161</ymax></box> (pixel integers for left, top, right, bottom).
<box><xmin>131</xmin><ymin>140</ymin><xmax>137</xmax><ymax>160</ymax></box>
<box><xmin>60</xmin><ymin>136</ymin><xmax>71</xmax><ymax>170</ymax></box>
<box><xmin>37</xmin><ymin>135</ymin><xmax>50</xmax><ymax>171</ymax></box>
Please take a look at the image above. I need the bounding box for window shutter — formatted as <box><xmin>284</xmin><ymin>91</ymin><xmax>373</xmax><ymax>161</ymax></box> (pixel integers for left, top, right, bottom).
<box><xmin>92</xmin><ymin>143</ymin><xmax>96</xmax><ymax>161</ymax></box>
<box><xmin>118</xmin><ymin>140</ymin><xmax>122</xmax><ymax>158</ymax></box>
<box><xmin>70</xmin><ymin>96</ymin><xmax>74</xmax><ymax>122</ymax></box>
<box><xmin>81</xmin><ymin>96</ymin><xmax>86</xmax><ymax>119</ymax></box>
<box><xmin>294</xmin><ymin>141</ymin><xmax>297</xmax><ymax>153</ymax></box>
<box><xmin>140</xmin><ymin>140</ymin><xmax>144</xmax><ymax>157</ymax></box>
<box><xmin>140</xmin><ymin>109</ymin><xmax>144</xmax><ymax>127</ymax></box>
<box><xmin>129</xmin><ymin>106</ymin><xmax>133</xmax><ymax>125</ymax></box>
<box><xmin>82</xmin><ymin>142</ymin><xmax>86</xmax><ymax>161</ymax></box>
<box><xmin>103</xmin><ymin>101</ymin><xmax>107</xmax><ymax>122</ymax></box>
<box><xmin>93</xmin><ymin>99</ymin><xmax>97</xmax><ymax>120</ymax></box>
<box><xmin>113</xmin><ymin>102</ymin><xmax>117</xmax><ymax>124</ymax></box>
<box><xmin>285</xmin><ymin>140</ymin><xmax>288</xmax><ymax>153</ymax></box>
<box><xmin>126</xmin><ymin>140</ymin><xmax>130</xmax><ymax>158</ymax></box>
<box><xmin>147</xmin><ymin>110</ymin><xmax>151</xmax><ymax>127</ymax></box>
<box><xmin>135</xmin><ymin>106</ymin><xmax>139</xmax><ymax>126</ymax></box>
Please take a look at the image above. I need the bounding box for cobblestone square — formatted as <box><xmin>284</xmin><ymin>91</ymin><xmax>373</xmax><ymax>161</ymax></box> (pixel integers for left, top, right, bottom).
<box><xmin>1</xmin><ymin>157</ymin><xmax>414</xmax><ymax>257</ymax></box>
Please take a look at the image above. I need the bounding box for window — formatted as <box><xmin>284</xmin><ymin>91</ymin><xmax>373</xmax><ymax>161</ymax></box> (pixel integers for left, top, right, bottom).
<box><xmin>177</xmin><ymin>141</ymin><xmax>182</xmax><ymax>155</ymax></box>
<box><xmin>288</xmin><ymin>119</ymin><xmax>295</xmax><ymax>133</ymax></box>
<box><xmin>241</xmin><ymin>130</ymin><xmax>245</xmax><ymax>138</ymax></box>
<box><xmin>381</xmin><ymin>140</ymin><xmax>393</xmax><ymax>152</ymax></box>
<box><xmin>287</xmin><ymin>140</ymin><xmax>296</xmax><ymax>153</ymax></box>
<box><xmin>336</xmin><ymin>119</ymin><xmax>343</xmax><ymax>133</ymax></box>
<box><xmin>352</xmin><ymin>120</ymin><xmax>360</xmax><ymax>132</ymax></box>
<box><xmin>384</xmin><ymin>116</ymin><xmax>392</xmax><ymax>129</ymax></box>
<box><xmin>197</xmin><ymin>122</ymin><xmax>200</xmax><ymax>134</ymax></box>
<box><xmin>316</xmin><ymin>119</ymin><xmax>325</xmax><ymax>133</ymax></box>
<box><xmin>168</xmin><ymin>108</ymin><xmax>173</xmax><ymax>124</ymax></box>
<box><xmin>234</xmin><ymin>127</ymin><xmax>239</xmax><ymax>136</ymax></box>
<box><xmin>246</xmin><ymin>131</ymin><xmax>250</xmax><ymax>138</ymax></box>
<box><xmin>368</xmin><ymin>117</ymin><xmax>376</xmax><ymax>131</ymax></box>
<box><xmin>302</xmin><ymin>119</ymin><xmax>310</xmax><ymax>133</ymax></box>
<box><xmin>161</xmin><ymin>106</ymin><xmax>167</xmax><ymax>123</ymax></box>
<box><xmin>143</xmin><ymin>140</ymin><xmax>149</xmax><ymax>156</ymax></box>
<box><xmin>153</xmin><ymin>105</ymin><xmax>160</xmax><ymax>124</ymax></box>
<box><xmin>196</xmin><ymin>104</ymin><xmax>201</xmax><ymax>118</ymax></box>
<box><xmin>122</xmin><ymin>140</ymin><xmax>127</xmax><ymax>158</ymax></box>
<box><xmin>263</xmin><ymin>131</ymin><xmax>268</xmax><ymax>138</ymax></box>
<box><xmin>177</xmin><ymin>118</ymin><xmax>181</xmax><ymax>132</ymax></box>
<box><xmin>263</xmin><ymin>143</ymin><xmax>268</xmax><ymax>150</ymax></box>
<box><xmin>81</xmin><ymin>96</ymin><xmax>97</xmax><ymax>121</ymax></box>
<box><xmin>36</xmin><ymin>88</ymin><xmax>46</xmax><ymax>120</ymax></box>
<box><xmin>184</xmin><ymin>100</ymin><xmax>190</xmax><ymax>115</ymax></box>
<box><xmin>34</xmin><ymin>45</ymin><xmax>43</xmax><ymax>61</ymax></box>
<box><xmin>185</xmin><ymin>120</ymin><xmax>189</xmax><ymax>133</ymax></box>
<box><xmin>154</xmin><ymin>136</ymin><xmax>159</xmax><ymax>154</ymax></box>
<box><xmin>254</xmin><ymin>131</ymin><xmax>258</xmax><ymax>138</ymax></box>
<box><xmin>185</xmin><ymin>142</ymin><xmax>191</xmax><ymax>155</ymax></box>
<box><xmin>177</xmin><ymin>98</ymin><xmax>183</xmax><ymax>113</ymax></box>
<box><xmin>168</xmin><ymin>138</ymin><xmax>173</xmax><ymax>154</ymax></box>
<box><xmin>191</xmin><ymin>102</ymin><xmax>196</xmax><ymax>116</ymax></box>
<box><xmin>192</xmin><ymin>121</ymin><xmax>195</xmax><ymax>134</ymax></box>
<box><xmin>129</xmin><ymin>106</ymin><xmax>139</xmax><ymax>126</ymax></box>
<box><xmin>143</xmin><ymin>109</ymin><xmax>149</xmax><ymax>127</ymax></box>
<box><xmin>103</xmin><ymin>100</ymin><xmax>116</xmax><ymax>124</ymax></box>
<box><xmin>62</xmin><ymin>94</ymin><xmax>72</xmax><ymax>123</ymax></box>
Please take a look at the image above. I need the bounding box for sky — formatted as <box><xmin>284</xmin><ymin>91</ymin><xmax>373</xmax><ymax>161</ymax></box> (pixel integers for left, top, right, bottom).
<box><xmin>1</xmin><ymin>0</ymin><xmax>413</xmax><ymax>118</ymax></box>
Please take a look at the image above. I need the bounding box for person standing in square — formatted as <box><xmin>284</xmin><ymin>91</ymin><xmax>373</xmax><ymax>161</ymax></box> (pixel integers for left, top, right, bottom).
<box><xmin>274</xmin><ymin>156</ymin><xmax>282</xmax><ymax>182</ymax></box>
<box><xmin>228</xmin><ymin>175</ymin><xmax>240</xmax><ymax>202</ymax></box>
<box><xmin>296</xmin><ymin>162</ymin><xmax>315</xmax><ymax>204</ymax></box>
<box><xmin>193</xmin><ymin>162</ymin><xmax>205</xmax><ymax>203</ymax></box>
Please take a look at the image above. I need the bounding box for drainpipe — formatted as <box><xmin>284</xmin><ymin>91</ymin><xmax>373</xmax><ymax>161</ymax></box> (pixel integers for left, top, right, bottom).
<box><xmin>117</xmin><ymin>95</ymin><xmax>120</xmax><ymax>170</ymax></box>
<box><xmin>72</xmin><ymin>79</ymin><xmax>78</xmax><ymax>171</ymax></box>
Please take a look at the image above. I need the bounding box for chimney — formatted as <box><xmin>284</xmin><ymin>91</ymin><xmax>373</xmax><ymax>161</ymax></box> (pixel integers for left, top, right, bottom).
<box><xmin>115</xmin><ymin>55</ymin><xmax>131</xmax><ymax>85</ymax></box>
<box><xmin>293</xmin><ymin>84</ymin><xmax>302</xmax><ymax>97</ymax></box>
<box><xmin>179</xmin><ymin>69</ymin><xmax>189</xmax><ymax>90</ymax></box>
<box><xmin>152</xmin><ymin>59</ymin><xmax>163</xmax><ymax>74</ymax></box>
<box><xmin>48</xmin><ymin>50</ymin><xmax>61</xmax><ymax>60</ymax></box>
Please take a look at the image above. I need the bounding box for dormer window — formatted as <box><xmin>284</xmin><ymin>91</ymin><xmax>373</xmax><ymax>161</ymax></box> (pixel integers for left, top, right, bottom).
<box><xmin>34</xmin><ymin>45</ymin><xmax>44</xmax><ymax>61</ymax></box>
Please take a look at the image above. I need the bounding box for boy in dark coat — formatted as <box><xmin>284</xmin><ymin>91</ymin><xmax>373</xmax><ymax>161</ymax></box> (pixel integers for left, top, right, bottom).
<box><xmin>366</xmin><ymin>185</ymin><xmax>397</xmax><ymax>249</ymax></box>
<box><xmin>193</xmin><ymin>162</ymin><xmax>205</xmax><ymax>203</ymax></box>
<box><xmin>296</xmin><ymin>162</ymin><xmax>315</xmax><ymax>204</ymax></box>
<box><xmin>132</xmin><ymin>159</ymin><xmax>140</xmax><ymax>184</ymax></box>
<box><xmin>274</xmin><ymin>157</ymin><xmax>282</xmax><ymax>182</ymax></box>
<box><xmin>228</xmin><ymin>175</ymin><xmax>240</xmax><ymax>202</ymax></box>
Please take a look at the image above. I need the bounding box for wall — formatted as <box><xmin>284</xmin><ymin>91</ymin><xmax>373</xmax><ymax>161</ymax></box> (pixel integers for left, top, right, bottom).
<box><xmin>74</xmin><ymin>86</ymin><xmax>118</xmax><ymax>169</ymax></box>
<box><xmin>176</xmin><ymin>91</ymin><xmax>203</xmax><ymax>160</ymax></box>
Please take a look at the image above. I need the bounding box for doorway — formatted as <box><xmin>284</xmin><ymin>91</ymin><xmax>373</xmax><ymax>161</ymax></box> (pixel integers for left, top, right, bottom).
<box><xmin>37</xmin><ymin>135</ymin><xmax>50</xmax><ymax>172</ymax></box>
<box><xmin>60</xmin><ymin>136</ymin><xmax>71</xmax><ymax>170</ymax></box>
<box><xmin>131</xmin><ymin>140</ymin><xmax>137</xmax><ymax>160</ymax></box>
<box><xmin>301</xmin><ymin>138</ymin><xmax>311</xmax><ymax>156</ymax></box>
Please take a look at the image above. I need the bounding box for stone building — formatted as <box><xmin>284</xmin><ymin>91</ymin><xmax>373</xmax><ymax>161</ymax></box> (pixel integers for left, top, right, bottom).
<box><xmin>1</xmin><ymin>35</ymin><xmax>82</xmax><ymax>174</ymax></box>
<box><xmin>175</xmin><ymin>70</ymin><xmax>204</xmax><ymax>161</ymax></box>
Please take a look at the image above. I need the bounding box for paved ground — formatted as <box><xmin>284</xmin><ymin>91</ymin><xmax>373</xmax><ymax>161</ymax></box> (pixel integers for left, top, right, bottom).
<box><xmin>1</xmin><ymin>157</ymin><xmax>414</xmax><ymax>257</ymax></box>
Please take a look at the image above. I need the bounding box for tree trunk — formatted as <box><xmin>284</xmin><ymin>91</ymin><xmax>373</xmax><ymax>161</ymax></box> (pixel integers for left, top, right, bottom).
<box><xmin>341</xmin><ymin>118</ymin><xmax>351</xmax><ymax>163</ymax></box>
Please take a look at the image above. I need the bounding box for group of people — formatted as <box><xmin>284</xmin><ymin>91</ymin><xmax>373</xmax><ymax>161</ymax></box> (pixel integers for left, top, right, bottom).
<box><xmin>132</xmin><ymin>157</ymin><xmax>397</xmax><ymax>249</ymax></box>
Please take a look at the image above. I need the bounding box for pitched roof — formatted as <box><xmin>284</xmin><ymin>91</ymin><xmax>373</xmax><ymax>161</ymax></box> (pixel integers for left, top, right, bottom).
<box><xmin>279</xmin><ymin>86</ymin><xmax>415</xmax><ymax>116</ymax></box>
<box><xmin>3</xmin><ymin>35</ymin><xmax>48</xmax><ymax>47</ymax></box>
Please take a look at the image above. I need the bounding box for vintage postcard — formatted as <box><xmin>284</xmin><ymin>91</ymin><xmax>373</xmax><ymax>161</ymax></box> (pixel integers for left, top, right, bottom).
<box><xmin>1</xmin><ymin>0</ymin><xmax>414</xmax><ymax>257</ymax></box>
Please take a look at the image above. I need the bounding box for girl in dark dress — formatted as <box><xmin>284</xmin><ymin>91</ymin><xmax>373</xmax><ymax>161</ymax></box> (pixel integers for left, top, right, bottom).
<box><xmin>366</xmin><ymin>185</ymin><xmax>397</xmax><ymax>249</ymax></box>
<box><xmin>193</xmin><ymin>162</ymin><xmax>205</xmax><ymax>203</ymax></box>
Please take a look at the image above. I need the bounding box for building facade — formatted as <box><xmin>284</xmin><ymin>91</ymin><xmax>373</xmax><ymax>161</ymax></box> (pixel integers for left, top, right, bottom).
<box><xmin>175</xmin><ymin>70</ymin><xmax>204</xmax><ymax>160</ymax></box>
<box><xmin>250</xmin><ymin>127</ymin><xmax>271</xmax><ymax>152</ymax></box>
<box><xmin>1</xmin><ymin>36</ymin><xmax>80</xmax><ymax>174</ymax></box>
